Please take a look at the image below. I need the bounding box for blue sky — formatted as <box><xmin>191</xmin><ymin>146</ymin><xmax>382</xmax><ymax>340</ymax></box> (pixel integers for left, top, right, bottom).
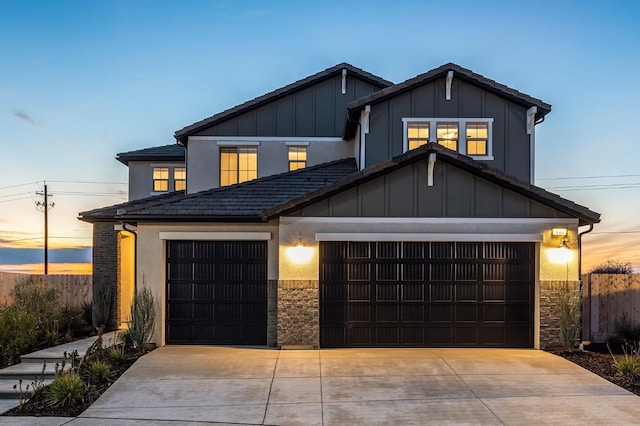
<box><xmin>1</xmin><ymin>0</ymin><xmax>639</xmax><ymax>272</ymax></box>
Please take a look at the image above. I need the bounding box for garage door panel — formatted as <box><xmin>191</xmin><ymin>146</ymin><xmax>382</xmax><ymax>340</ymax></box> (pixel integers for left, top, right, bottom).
<box><xmin>431</xmin><ymin>283</ymin><xmax>453</xmax><ymax>301</ymax></box>
<box><xmin>166</xmin><ymin>240</ymin><xmax>267</xmax><ymax>345</ymax></box>
<box><xmin>402</xmin><ymin>263</ymin><xmax>425</xmax><ymax>281</ymax></box>
<box><xmin>348</xmin><ymin>283</ymin><xmax>370</xmax><ymax>301</ymax></box>
<box><xmin>455</xmin><ymin>283</ymin><xmax>477</xmax><ymax>301</ymax></box>
<box><xmin>320</xmin><ymin>241</ymin><xmax>534</xmax><ymax>348</ymax></box>
<box><xmin>377</xmin><ymin>284</ymin><xmax>399</xmax><ymax>301</ymax></box>
<box><xmin>431</xmin><ymin>305</ymin><xmax>453</xmax><ymax>322</ymax></box>
<box><xmin>401</xmin><ymin>305</ymin><xmax>425</xmax><ymax>322</ymax></box>
<box><xmin>376</xmin><ymin>305</ymin><xmax>399</xmax><ymax>322</ymax></box>
<box><xmin>376</xmin><ymin>327</ymin><xmax>399</xmax><ymax>345</ymax></box>
<box><xmin>455</xmin><ymin>305</ymin><xmax>478</xmax><ymax>322</ymax></box>
<box><xmin>377</xmin><ymin>263</ymin><xmax>399</xmax><ymax>281</ymax></box>
<box><xmin>455</xmin><ymin>327</ymin><xmax>478</xmax><ymax>345</ymax></box>
<box><xmin>430</xmin><ymin>263</ymin><xmax>453</xmax><ymax>280</ymax></box>
<box><xmin>348</xmin><ymin>304</ymin><xmax>370</xmax><ymax>322</ymax></box>
<box><xmin>483</xmin><ymin>304</ymin><xmax>506</xmax><ymax>322</ymax></box>
<box><xmin>402</xmin><ymin>284</ymin><xmax>424</xmax><ymax>302</ymax></box>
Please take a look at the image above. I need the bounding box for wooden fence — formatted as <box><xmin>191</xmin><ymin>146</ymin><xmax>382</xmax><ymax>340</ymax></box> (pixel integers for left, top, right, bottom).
<box><xmin>0</xmin><ymin>272</ymin><xmax>92</xmax><ymax>308</ymax></box>
<box><xmin>582</xmin><ymin>273</ymin><xmax>640</xmax><ymax>343</ymax></box>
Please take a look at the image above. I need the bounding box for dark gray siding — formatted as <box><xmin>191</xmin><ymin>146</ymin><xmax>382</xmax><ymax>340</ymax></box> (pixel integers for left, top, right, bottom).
<box><xmin>195</xmin><ymin>75</ymin><xmax>381</xmax><ymax>138</ymax></box>
<box><xmin>364</xmin><ymin>77</ymin><xmax>531</xmax><ymax>181</ymax></box>
<box><xmin>295</xmin><ymin>162</ymin><xmax>571</xmax><ymax>219</ymax></box>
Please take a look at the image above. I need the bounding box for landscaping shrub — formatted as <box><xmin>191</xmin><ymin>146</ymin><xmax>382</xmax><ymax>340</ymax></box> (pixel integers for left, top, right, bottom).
<box><xmin>0</xmin><ymin>305</ymin><xmax>40</xmax><ymax>367</ymax></box>
<box><xmin>86</xmin><ymin>360</ymin><xmax>111</xmax><ymax>383</ymax></box>
<box><xmin>92</xmin><ymin>274</ymin><xmax>113</xmax><ymax>328</ymax></box>
<box><xmin>45</xmin><ymin>373</ymin><xmax>86</xmax><ymax>408</ymax></box>
<box><xmin>615</xmin><ymin>314</ymin><xmax>640</xmax><ymax>344</ymax></box>
<box><xmin>129</xmin><ymin>287</ymin><xmax>156</xmax><ymax>348</ymax></box>
<box><xmin>554</xmin><ymin>283</ymin><xmax>581</xmax><ymax>350</ymax></box>
<box><xmin>590</xmin><ymin>260</ymin><xmax>634</xmax><ymax>274</ymax></box>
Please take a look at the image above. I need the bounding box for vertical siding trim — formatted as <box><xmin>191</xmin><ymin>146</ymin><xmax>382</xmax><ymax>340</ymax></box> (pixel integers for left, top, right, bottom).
<box><xmin>413</xmin><ymin>163</ymin><xmax>419</xmax><ymax>216</ymax></box>
<box><xmin>503</xmin><ymin>102</ymin><xmax>508</xmax><ymax>173</ymax></box>
<box><xmin>384</xmin><ymin>175</ymin><xmax>390</xmax><ymax>216</ymax></box>
<box><xmin>312</xmin><ymin>85</ymin><xmax>317</xmax><ymax>135</ymax></box>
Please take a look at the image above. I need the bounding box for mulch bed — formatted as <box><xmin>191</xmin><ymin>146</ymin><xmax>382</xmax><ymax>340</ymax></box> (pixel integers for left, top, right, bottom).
<box><xmin>2</xmin><ymin>346</ymin><xmax>149</xmax><ymax>417</ymax></box>
<box><xmin>552</xmin><ymin>349</ymin><xmax>640</xmax><ymax>397</ymax></box>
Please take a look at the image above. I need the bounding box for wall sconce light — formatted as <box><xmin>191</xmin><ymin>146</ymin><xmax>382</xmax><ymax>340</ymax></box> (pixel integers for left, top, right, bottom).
<box><xmin>286</xmin><ymin>234</ymin><xmax>314</xmax><ymax>264</ymax></box>
<box><xmin>552</xmin><ymin>228</ymin><xmax>568</xmax><ymax>237</ymax></box>
<box><xmin>548</xmin><ymin>234</ymin><xmax>573</xmax><ymax>264</ymax></box>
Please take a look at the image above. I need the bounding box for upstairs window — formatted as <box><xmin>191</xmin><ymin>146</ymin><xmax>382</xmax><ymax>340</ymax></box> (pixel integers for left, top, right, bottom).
<box><xmin>407</xmin><ymin>123</ymin><xmax>429</xmax><ymax>150</ymax></box>
<box><xmin>436</xmin><ymin>123</ymin><xmax>458</xmax><ymax>151</ymax></box>
<box><xmin>220</xmin><ymin>147</ymin><xmax>258</xmax><ymax>186</ymax></box>
<box><xmin>288</xmin><ymin>146</ymin><xmax>307</xmax><ymax>171</ymax></box>
<box><xmin>403</xmin><ymin>118</ymin><xmax>493</xmax><ymax>159</ymax></box>
<box><xmin>466</xmin><ymin>123</ymin><xmax>488</xmax><ymax>156</ymax></box>
<box><xmin>174</xmin><ymin>167</ymin><xmax>186</xmax><ymax>191</ymax></box>
<box><xmin>153</xmin><ymin>167</ymin><xmax>169</xmax><ymax>192</ymax></box>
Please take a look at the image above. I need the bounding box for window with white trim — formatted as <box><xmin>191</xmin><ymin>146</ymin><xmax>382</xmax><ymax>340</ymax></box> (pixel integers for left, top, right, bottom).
<box><xmin>174</xmin><ymin>167</ymin><xmax>186</xmax><ymax>191</ymax></box>
<box><xmin>220</xmin><ymin>146</ymin><xmax>258</xmax><ymax>186</ymax></box>
<box><xmin>288</xmin><ymin>146</ymin><xmax>307</xmax><ymax>171</ymax></box>
<box><xmin>153</xmin><ymin>167</ymin><xmax>169</xmax><ymax>192</ymax></box>
<box><xmin>402</xmin><ymin>118</ymin><xmax>494</xmax><ymax>159</ymax></box>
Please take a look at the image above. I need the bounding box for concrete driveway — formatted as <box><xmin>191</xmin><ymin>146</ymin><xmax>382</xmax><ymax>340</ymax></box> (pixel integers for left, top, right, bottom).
<box><xmin>49</xmin><ymin>347</ymin><xmax>640</xmax><ymax>425</ymax></box>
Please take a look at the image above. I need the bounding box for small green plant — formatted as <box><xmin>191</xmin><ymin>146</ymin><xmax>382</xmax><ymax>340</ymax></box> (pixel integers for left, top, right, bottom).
<box><xmin>107</xmin><ymin>344</ymin><xmax>127</xmax><ymax>364</ymax></box>
<box><xmin>92</xmin><ymin>274</ymin><xmax>114</xmax><ymax>328</ymax></box>
<box><xmin>118</xmin><ymin>328</ymin><xmax>134</xmax><ymax>348</ymax></box>
<box><xmin>609</xmin><ymin>341</ymin><xmax>640</xmax><ymax>379</ymax></box>
<box><xmin>554</xmin><ymin>282</ymin><xmax>581</xmax><ymax>349</ymax></box>
<box><xmin>129</xmin><ymin>287</ymin><xmax>156</xmax><ymax>349</ymax></box>
<box><xmin>590</xmin><ymin>260</ymin><xmax>634</xmax><ymax>274</ymax></box>
<box><xmin>45</xmin><ymin>372</ymin><xmax>86</xmax><ymax>407</ymax></box>
<box><xmin>13</xmin><ymin>362</ymin><xmax>46</xmax><ymax>410</ymax></box>
<box><xmin>86</xmin><ymin>360</ymin><xmax>111</xmax><ymax>382</ymax></box>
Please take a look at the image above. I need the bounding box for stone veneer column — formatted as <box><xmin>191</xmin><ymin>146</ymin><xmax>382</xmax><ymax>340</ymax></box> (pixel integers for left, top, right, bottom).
<box><xmin>92</xmin><ymin>222</ymin><xmax>118</xmax><ymax>328</ymax></box>
<box><xmin>539</xmin><ymin>280</ymin><xmax>581</xmax><ymax>349</ymax></box>
<box><xmin>267</xmin><ymin>280</ymin><xmax>278</xmax><ymax>347</ymax></box>
<box><xmin>277</xmin><ymin>280</ymin><xmax>319</xmax><ymax>348</ymax></box>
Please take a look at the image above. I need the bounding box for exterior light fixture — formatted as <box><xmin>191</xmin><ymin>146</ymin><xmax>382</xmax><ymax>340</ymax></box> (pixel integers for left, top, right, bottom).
<box><xmin>548</xmin><ymin>235</ymin><xmax>573</xmax><ymax>264</ymax></box>
<box><xmin>552</xmin><ymin>228</ymin><xmax>568</xmax><ymax>237</ymax></box>
<box><xmin>286</xmin><ymin>234</ymin><xmax>314</xmax><ymax>264</ymax></box>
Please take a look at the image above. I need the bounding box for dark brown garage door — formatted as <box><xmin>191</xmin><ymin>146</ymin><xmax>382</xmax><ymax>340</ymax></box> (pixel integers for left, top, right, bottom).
<box><xmin>320</xmin><ymin>241</ymin><xmax>534</xmax><ymax>348</ymax></box>
<box><xmin>166</xmin><ymin>240</ymin><xmax>267</xmax><ymax>345</ymax></box>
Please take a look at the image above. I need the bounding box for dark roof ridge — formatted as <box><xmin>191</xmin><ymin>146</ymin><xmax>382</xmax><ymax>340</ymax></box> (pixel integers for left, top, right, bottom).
<box><xmin>116</xmin><ymin>144</ymin><xmax>185</xmax><ymax>165</ymax></box>
<box><xmin>343</xmin><ymin>63</ymin><xmax>552</xmax><ymax>140</ymax></box>
<box><xmin>174</xmin><ymin>63</ymin><xmax>392</xmax><ymax>143</ymax></box>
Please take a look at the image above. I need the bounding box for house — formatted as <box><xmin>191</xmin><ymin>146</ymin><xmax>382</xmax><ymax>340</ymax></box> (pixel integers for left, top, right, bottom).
<box><xmin>80</xmin><ymin>62</ymin><xmax>600</xmax><ymax>349</ymax></box>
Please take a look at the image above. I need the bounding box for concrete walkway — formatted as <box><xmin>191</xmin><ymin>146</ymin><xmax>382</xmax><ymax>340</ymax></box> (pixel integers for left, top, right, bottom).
<box><xmin>3</xmin><ymin>346</ymin><xmax>637</xmax><ymax>425</ymax></box>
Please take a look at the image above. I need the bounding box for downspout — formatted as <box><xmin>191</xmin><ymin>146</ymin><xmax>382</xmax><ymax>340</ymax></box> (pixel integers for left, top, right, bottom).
<box><xmin>122</xmin><ymin>223</ymin><xmax>138</xmax><ymax>295</ymax></box>
<box><xmin>578</xmin><ymin>223</ymin><xmax>595</xmax><ymax>345</ymax></box>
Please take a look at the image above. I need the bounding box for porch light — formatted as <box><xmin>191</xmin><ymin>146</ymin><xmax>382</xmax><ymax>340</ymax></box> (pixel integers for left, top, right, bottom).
<box><xmin>286</xmin><ymin>235</ymin><xmax>314</xmax><ymax>264</ymax></box>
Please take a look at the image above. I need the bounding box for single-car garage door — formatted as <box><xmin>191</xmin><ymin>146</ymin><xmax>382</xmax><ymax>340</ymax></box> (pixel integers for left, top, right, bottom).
<box><xmin>166</xmin><ymin>240</ymin><xmax>267</xmax><ymax>345</ymax></box>
<box><xmin>320</xmin><ymin>241</ymin><xmax>533</xmax><ymax>348</ymax></box>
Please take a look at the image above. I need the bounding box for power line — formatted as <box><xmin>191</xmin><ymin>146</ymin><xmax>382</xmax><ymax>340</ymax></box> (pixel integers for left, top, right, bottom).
<box><xmin>537</xmin><ymin>174</ymin><xmax>640</xmax><ymax>181</ymax></box>
<box><xmin>0</xmin><ymin>181</ymin><xmax>39</xmax><ymax>191</ymax></box>
<box><xmin>0</xmin><ymin>191</ymin><xmax>33</xmax><ymax>199</ymax></box>
<box><xmin>47</xmin><ymin>180</ymin><xmax>127</xmax><ymax>185</ymax></box>
<box><xmin>590</xmin><ymin>231</ymin><xmax>640</xmax><ymax>235</ymax></box>
<box><xmin>0</xmin><ymin>196</ymin><xmax>34</xmax><ymax>204</ymax></box>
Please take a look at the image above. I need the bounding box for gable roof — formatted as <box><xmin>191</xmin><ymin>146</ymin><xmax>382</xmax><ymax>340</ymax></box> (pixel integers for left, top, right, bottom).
<box><xmin>174</xmin><ymin>63</ymin><xmax>393</xmax><ymax>144</ymax></box>
<box><xmin>116</xmin><ymin>144</ymin><xmax>185</xmax><ymax>165</ymax></box>
<box><xmin>263</xmin><ymin>143</ymin><xmax>600</xmax><ymax>226</ymax></box>
<box><xmin>78</xmin><ymin>158</ymin><xmax>358</xmax><ymax>222</ymax></box>
<box><xmin>343</xmin><ymin>63</ymin><xmax>552</xmax><ymax>140</ymax></box>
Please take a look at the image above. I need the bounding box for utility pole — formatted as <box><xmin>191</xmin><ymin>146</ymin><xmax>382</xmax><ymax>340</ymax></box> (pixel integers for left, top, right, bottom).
<box><xmin>36</xmin><ymin>183</ymin><xmax>54</xmax><ymax>274</ymax></box>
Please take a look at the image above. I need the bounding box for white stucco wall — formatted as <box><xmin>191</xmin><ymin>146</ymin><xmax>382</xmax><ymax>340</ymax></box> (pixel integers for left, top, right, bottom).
<box><xmin>186</xmin><ymin>137</ymin><xmax>356</xmax><ymax>193</ymax></box>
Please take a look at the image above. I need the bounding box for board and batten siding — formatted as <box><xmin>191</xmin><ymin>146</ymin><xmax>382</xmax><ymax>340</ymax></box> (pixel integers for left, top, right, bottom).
<box><xmin>194</xmin><ymin>74</ymin><xmax>381</xmax><ymax>138</ymax></box>
<box><xmin>293</xmin><ymin>161</ymin><xmax>571</xmax><ymax>219</ymax></box>
<box><xmin>365</xmin><ymin>77</ymin><xmax>531</xmax><ymax>182</ymax></box>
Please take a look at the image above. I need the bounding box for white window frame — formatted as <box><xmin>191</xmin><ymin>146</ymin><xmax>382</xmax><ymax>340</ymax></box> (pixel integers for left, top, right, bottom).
<box><xmin>402</xmin><ymin>118</ymin><xmax>494</xmax><ymax>160</ymax></box>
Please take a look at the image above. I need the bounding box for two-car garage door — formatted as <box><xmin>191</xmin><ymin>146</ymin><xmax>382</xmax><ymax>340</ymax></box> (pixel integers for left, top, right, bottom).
<box><xmin>165</xmin><ymin>239</ymin><xmax>534</xmax><ymax>348</ymax></box>
<box><xmin>320</xmin><ymin>241</ymin><xmax>534</xmax><ymax>348</ymax></box>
